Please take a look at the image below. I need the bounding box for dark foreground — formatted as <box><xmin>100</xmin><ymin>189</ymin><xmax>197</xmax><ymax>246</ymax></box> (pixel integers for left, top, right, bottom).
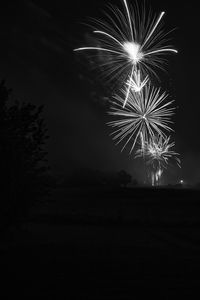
<box><xmin>1</xmin><ymin>187</ymin><xmax>200</xmax><ymax>299</ymax></box>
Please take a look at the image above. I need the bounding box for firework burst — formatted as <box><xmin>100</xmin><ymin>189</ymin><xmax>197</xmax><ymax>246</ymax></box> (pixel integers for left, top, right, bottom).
<box><xmin>135</xmin><ymin>134</ymin><xmax>180</xmax><ymax>185</ymax></box>
<box><xmin>136</xmin><ymin>135</ymin><xmax>181</xmax><ymax>168</ymax></box>
<box><xmin>74</xmin><ymin>0</ymin><xmax>177</xmax><ymax>106</ymax></box>
<box><xmin>108</xmin><ymin>84</ymin><xmax>175</xmax><ymax>153</ymax></box>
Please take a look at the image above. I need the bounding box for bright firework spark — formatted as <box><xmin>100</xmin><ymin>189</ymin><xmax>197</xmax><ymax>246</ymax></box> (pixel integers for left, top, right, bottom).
<box><xmin>107</xmin><ymin>84</ymin><xmax>175</xmax><ymax>153</ymax></box>
<box><xmin>74</xmin><ymin>0</ymin><xmax>178</xmax><ymax>106</ymax></box>
<box><xmin>126</xmin><ymin>69</ymin><xmax>149</xmax><ymax>93</ymax></box>
<box><xmin>136</xmin><ymin>135</ymin><xmax>181</xmax><ymax>168</ymax></box>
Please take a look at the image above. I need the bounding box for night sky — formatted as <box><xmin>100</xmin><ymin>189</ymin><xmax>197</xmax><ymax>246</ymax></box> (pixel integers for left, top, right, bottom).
<box><xmin>0</xmin><ymin>0</ymin><xmax>199</xmax><ymax>185</ymax></box>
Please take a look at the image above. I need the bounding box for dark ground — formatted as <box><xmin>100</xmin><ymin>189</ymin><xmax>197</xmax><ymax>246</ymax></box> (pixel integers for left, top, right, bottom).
<box><xmin>1</xmin><ymin>186</ymin><xmax>200</xmax><ymax>299</ymax></box>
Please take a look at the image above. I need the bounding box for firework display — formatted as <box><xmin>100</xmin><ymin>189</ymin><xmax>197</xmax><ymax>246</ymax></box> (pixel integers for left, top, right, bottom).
<box><xmin>74</xmin><ymin>0</ymin><xmax>180</xmax><ymax>185</ymax></box>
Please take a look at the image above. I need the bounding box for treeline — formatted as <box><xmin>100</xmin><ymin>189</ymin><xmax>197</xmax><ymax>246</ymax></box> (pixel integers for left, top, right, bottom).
<box><xmin>57</xmin><ymin>168</ymin><xmax>138</xmax><ymax>188</ymax></box>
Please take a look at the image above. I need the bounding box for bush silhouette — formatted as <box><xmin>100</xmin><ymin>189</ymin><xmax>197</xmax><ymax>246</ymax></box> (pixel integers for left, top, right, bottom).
<box><xmin>117</xmin><ymin>170</ymin><xmax>132</xmax><ymax>187</ymax></box>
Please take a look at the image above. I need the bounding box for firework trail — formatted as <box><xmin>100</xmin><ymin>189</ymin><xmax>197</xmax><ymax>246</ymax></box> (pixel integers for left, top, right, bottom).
<box><xmin>107</xmin><ymin>84</ymin><xmax>175</xmax><ymax>153</ymax></box>
<box><xmin>152</xmin><ymin>168</ymin><xmax>163</xmax><ymax>186</ymax></box>
<box><xmin>74</xmin><ymin>0</ymin><xmax>177</xmax><ymax>106</ymax></box>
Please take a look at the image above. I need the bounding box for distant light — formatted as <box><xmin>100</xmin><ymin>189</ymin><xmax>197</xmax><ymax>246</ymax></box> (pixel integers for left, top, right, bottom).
<box><xmin>180</xmin><ymin>179</ymin><xmax>184</xmax><ymax>184</ymax></box>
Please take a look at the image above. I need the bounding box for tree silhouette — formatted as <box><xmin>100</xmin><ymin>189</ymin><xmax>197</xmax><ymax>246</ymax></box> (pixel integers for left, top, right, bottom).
<box><xmin>0</xmin><ymin>80</ymin><xmax>49</xmax><ymax>227</ymax></box>
<box><xmin>117</xmin><ymin>170</ymin><xmax>132</xmax><ymax>187</ymax></box>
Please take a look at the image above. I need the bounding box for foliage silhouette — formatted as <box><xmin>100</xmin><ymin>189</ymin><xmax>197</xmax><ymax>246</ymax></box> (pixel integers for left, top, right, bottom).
<box><xmin>0</xmin><ymin>80</ymin><xmax>49</xmax><ymax>228</ymax></box>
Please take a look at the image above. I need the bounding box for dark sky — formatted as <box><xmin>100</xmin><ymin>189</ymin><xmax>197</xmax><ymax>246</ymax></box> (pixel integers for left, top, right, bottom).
<box><xmin>0</xmin><ymin>0</ymin><xmax>199</xmax><ymax>184</ymax></box>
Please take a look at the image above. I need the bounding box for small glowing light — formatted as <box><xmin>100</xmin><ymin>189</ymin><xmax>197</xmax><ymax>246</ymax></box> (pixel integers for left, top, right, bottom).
<box><xmin>123</xmin><ymin>42</ymin><xmax>143</xmax><ymax>64</ymax></box>
<box><xmin>180</xmin><ymin>179</ymin><xmax>184</xmax><ymax>184</ymax></box>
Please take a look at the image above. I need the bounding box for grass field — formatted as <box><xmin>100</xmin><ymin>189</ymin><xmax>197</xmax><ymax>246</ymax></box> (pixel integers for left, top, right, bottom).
<box><xmin>1</xmin><ymin>186</ymin><xmax>200</xmax><ymax>299</ymax></box>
